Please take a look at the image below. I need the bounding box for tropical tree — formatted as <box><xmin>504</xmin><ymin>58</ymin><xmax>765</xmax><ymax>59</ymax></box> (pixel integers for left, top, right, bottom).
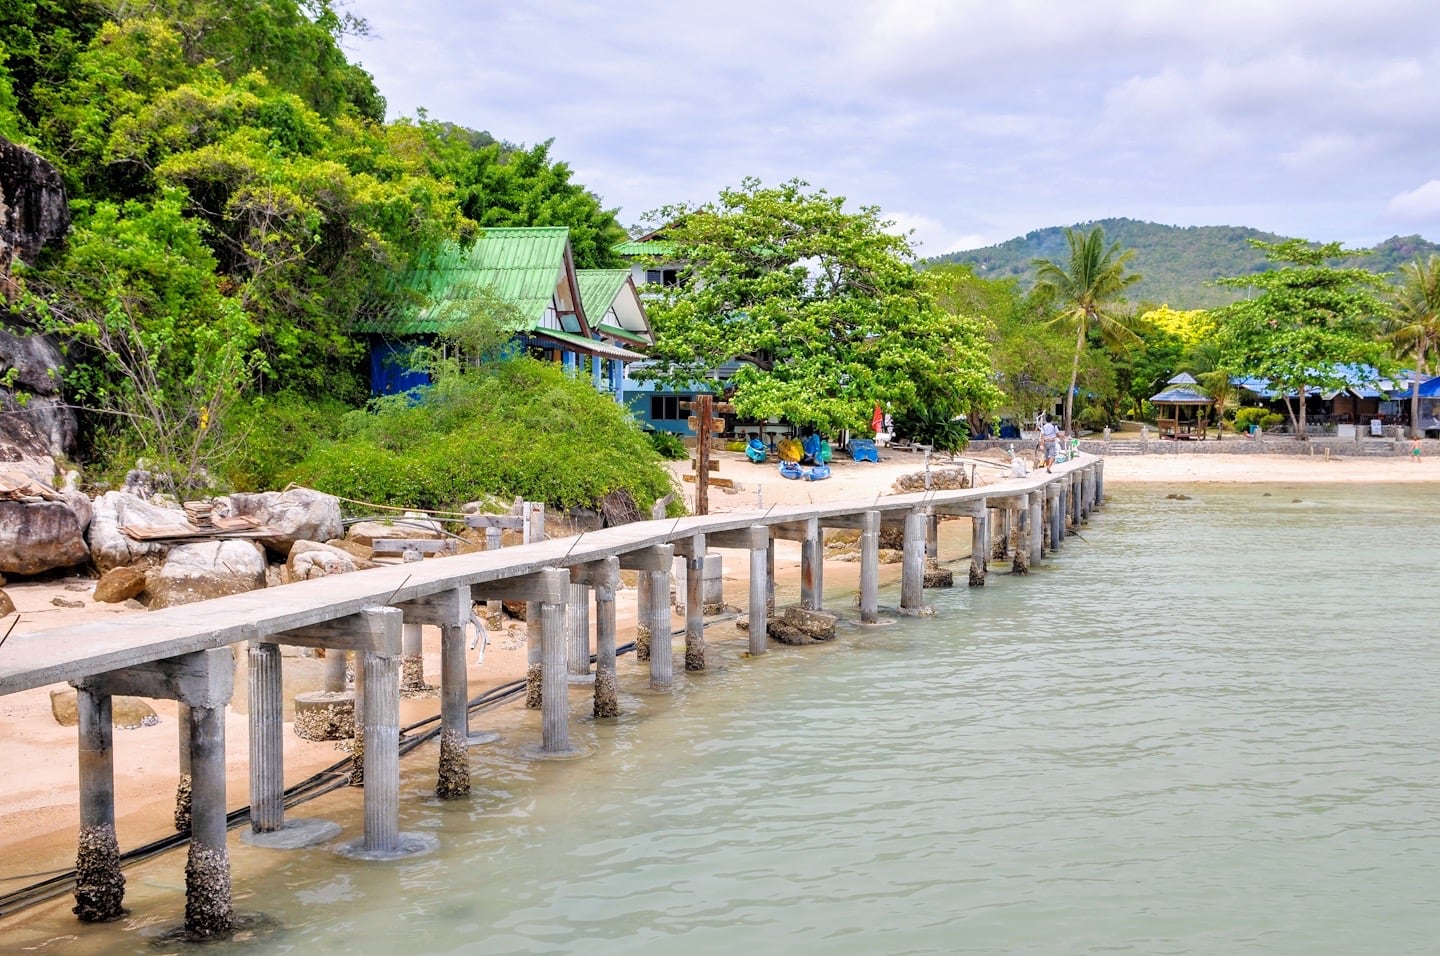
<box><xmin>1032</xmin><ymin>226</ymin><xmax>1142</xmax><ymax>434</ymax></box>
<box><xmin>1215</xmin><ymin>239</ymin><xmax>1389</xmax><ymax>437</ymax></box>
<box><xmin>1384</xmin><ymin>255</ymin><xmax>1440</xmax><ymax>438</ymax></box>
<box><xmin>1181</xmin><ymin>339</ymin><xmax>1237</xmax><ymax>440</ymax></box>
<box><xmin>637</xmin><ymin>178</ymin><xmax>1000</xmax><ymax>435</ymax></box>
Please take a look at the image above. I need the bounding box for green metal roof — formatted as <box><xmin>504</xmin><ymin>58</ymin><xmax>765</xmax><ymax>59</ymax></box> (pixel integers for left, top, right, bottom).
<box><xmin>595</xmin><ymin>322</ymin><xmax>648</xmax><ymax>345</ymax></box>
<box><xmin>576</xmin><ymin>269</ymin><xmax>630</xmax><ymax>321</ymax></box>
<box><xmin>613</xmin><ymin>239</ymin><xmax>677</xmax><ymax>257</ymax></box>
<box><xmin>529</xmin><ymin>328</ymin><xmax>645</xmax><ymax>362</ymax></box>
<box><xmin>359</xmin><ymin>227</ymin><xmax>573</xmax><ymax>336</ymax></box>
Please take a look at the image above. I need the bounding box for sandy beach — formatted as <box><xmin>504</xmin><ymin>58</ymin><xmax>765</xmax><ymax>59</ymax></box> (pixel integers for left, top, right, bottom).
<box><xmin>2</xmin><ymin>445</ymin><xmax>1437</xmax><ymax>929</ymax></box>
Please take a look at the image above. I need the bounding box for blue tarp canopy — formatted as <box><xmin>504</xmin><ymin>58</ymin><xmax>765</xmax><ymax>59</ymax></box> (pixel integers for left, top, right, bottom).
<box><xmin>1391</xmin><ymin>376</ymin><xmax>1440</xmax><ymax>399</ymax></box>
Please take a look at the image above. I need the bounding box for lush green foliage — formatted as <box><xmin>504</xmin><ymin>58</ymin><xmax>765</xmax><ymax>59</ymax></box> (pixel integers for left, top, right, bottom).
<box><xmin>645</xmin><ymin>430</ymin><xmax>689</xmax><ymax>460</ymax></box>
<box><xmin>286</xmin><ymin>358</ymin><xmax>678</xmax><ymax>513</ymax></box>
<box><xmin>1215</xmin><ymin>239</ymin><xmax>1390</xmax><ymax>434</ymax></box>
<box><xmin>1</xmin><ymin>0</ymin><xmax>631</xmax><ymax>494</ymax></box>
<box><xmin>1385</xmin><ymin>255</ymin><xmax>1440</xmax><ymax>437</ymax></box>
<box><xmin>638</xmin><ymin>178</ymin><xmax>999</xmax><ymax>435</ymax></box>
<box><xmin>1032</xmin><ymin>226</ymin><xmax>1142</xmax><ymax>434</ymax></box>
<box><xmin>931</xmin><ymin>218</ymin><xmax>1440</xmax><ymax>309</ymax></box>
<box><xmin>219</xmin><ymin>390</ymin><xmax>350</xmax><ymax>491</ymax></box>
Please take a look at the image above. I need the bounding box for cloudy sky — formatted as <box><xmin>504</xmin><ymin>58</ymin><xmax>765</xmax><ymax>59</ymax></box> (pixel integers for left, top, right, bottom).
<box><xmin>349</xmin><ymin>0</ymin><xmax>1440</xmax><ymax>256</ymax></box>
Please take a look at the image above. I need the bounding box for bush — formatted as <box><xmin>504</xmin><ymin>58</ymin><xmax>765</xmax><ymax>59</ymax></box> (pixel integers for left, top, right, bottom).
<box><xmin>646</xmin><ymin>429</ymin><xmax>689</xmax><ymax>460</ymax></box>
<box><xmin>286</xmin><ymin>357</ymin><xmax>680</xmax><ymax>514</ymax></box>
<box><xmin>220</xmin><ymin>392</ymin><xmax>351</xmax><ymax>491</ymax></box>
<box><xmin>893</xmin><ymin>407</ymin><xmax>970</xmax><ymax>451</ymax></box>
<box><xmin>1233</xmin><ymin>407</ymin><xmax>1284</xmax><ymax>433</ymax></box>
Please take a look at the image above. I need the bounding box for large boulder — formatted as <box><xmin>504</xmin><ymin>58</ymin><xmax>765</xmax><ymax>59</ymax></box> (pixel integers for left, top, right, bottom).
<box><xmin>0</xmin><ymin>499</ymin><xmax>90</xmax><ymax>575</ymax></box>
<box><xmin>221</xmin><ymin>487</ymin><xmax>342</xmax><ymax>558</ymax></box>
<box><xmin>146</xmin><ymin>539</ymin><xmax>267</xmax><ymax>608</ymax></box>
<box><xmin>0</xmin><ymin>136</ymin><xmax>71</xmax><ymax>268</ymax></box>
<box><xmin>89</xmin><ymin>491</ymin><xmax>191</xmax><ymax>573</ymax></box>
<box><xmin>285</xmin><ymin>539</ymin><xmax>371</xmax><ymax>581</ymax></box>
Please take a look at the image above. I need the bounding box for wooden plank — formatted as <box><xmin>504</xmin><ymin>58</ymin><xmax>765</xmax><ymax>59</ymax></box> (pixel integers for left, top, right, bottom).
<box><xmin>682</xmin><ymin>474</ymin><xmax>734</xmax><ymax>488</ymax></box>
<box><xmin>690</xmin><ymin>458</ymin><xmax>721</xmax><ymax>472</ymax></box>
<box><xmin>686</xmin><ymin>415</ymin><xmax>701</xmax><ymax>430</ymax></box>
<box><xmin>464</xmin><ymin>514</ymin><xmax>525</xmax><ymax>531</ymax></box>
<box><xmin>371</xmin><ymin>538</ymin><xmax>455</xmax><ymax>554</ymax></box>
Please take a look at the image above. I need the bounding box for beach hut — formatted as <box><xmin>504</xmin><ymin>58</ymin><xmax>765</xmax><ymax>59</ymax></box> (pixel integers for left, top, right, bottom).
<box><xmin>1150</xmin><ymin>373</ymin><xmax>1214</xmax><ymax>439</ymax></box>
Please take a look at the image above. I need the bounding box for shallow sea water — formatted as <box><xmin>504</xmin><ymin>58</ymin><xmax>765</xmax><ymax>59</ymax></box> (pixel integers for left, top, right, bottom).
<box><xmin>5</xmin><ymin>482</ymin><xmax>1438</xmax><ymax>955</ymax></box>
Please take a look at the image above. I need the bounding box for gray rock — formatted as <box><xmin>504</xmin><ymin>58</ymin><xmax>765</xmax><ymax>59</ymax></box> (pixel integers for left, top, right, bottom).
<box><xmin>221</xmin><ymin>487</ymin><xmax>342</xmax><ymax>557</ymax></box>
<box><xmin>285</xmin><ymin>539</ymin><xmax>364</xmax><ymax>581</ymax></box>
<box><xmin>89</xmin><ymin>491</ymin><xmax>189</xmax><ymax>573</ymax></box>
<box><xmin>346</xmin><ymin>518</ymin><xmax>443</xmax><ymax>547</ymax></box>
<box><xmin>0</xmin><ymin>136</ymin><xmax>71</xmax><ymax>268</ymax></box>
<box><xmin>0</xmin><ymin>499</ymin><xmax>90</xmax><ymax>575</ymax></box>
<box><xmin>146</xmin><ymin>539</ymin><xmax>267</xmax><ymax>608</ymax></box>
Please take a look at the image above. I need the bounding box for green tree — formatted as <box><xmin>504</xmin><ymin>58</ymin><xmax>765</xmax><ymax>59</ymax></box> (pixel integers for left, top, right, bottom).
<box><xmin>1032</xmin><ymin>226</ymin><xmax>1142</xmax><ymax>434</ymax></box>
<box><xmin>638</xmin><ymin>178</ymin><xmax>999</xmax><ymax>435</ymax></box>
<box><xmin>1384</xmin><ymin>255</ymin><xmax>1440</xmax><ymax>438</ymax></box>
<box><xmin>1215</xmin><ymin>239</ymin><xmax>1389</xmax><ymax>437</ymax></box>
<box><xmin>1181</xmin><ymin>339</ymin><xmax>1238</xmax><ymax>440</ymax></box>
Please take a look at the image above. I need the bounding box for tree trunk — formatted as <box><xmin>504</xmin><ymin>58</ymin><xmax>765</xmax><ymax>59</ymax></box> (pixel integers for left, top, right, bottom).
<box><xmin>1065</xmin><ymin>317</ymin><xmax>1085</xmax><ymax>435</ymax></box>
<box><xmin>1297</xmin><ymin>384</ymin><xmax>1307</xmax><ymax>439</ymax></box>
<box><xmin>1282</xmin><ymin>394</ymin><xmax>1299</xmax><ymax>435</ymax></box>
<box><xmin>1411</xmin><ymin>367</ymin><xmax>1423</xmax><ymax>440</ymax></box>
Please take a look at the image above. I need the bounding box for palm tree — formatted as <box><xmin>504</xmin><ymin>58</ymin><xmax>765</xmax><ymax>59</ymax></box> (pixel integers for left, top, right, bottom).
<box><xmin>1032</xmin><ymin>227</ymin><xmax>1142</xmax><ymax>435</ymax></box>
<box><xmin>1385</xmin><ymin>255</ymin><xmax>1440</xmax><ymax>439</ymax></box>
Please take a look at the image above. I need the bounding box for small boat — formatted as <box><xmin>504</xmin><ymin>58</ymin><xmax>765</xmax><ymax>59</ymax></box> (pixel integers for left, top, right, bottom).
<box><xmin>779</xmin><ymin>460</ymin><xmax>804</xmax><ymax>480</ymax></box>
<box><xmin>745</xmin><ymin>438</ymin><xmax>768</xmax><ymax>463</ymax></box>
<box><xmin>802</xmin><ymin>463</ymin><xmax>831</xmax><ymax>481</ymax></box>
<box><xmin>776</xmin><ymin>437</ymin><xmax>803</xmax><ymax>462</ymax></box>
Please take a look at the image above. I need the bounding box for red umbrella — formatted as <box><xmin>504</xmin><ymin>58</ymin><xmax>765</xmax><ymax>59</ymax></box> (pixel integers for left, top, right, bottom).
<box><xmin>871</xmin><ymin>402</ymin><xmax>884</xmax><ymax>435</ymax></box>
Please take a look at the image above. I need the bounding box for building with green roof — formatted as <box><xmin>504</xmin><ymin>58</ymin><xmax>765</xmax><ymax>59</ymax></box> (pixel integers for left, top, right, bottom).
<box><xmin>359</xmin><ymin>227</ymin><xmax>647</xmax><ymax>399</ymax></box>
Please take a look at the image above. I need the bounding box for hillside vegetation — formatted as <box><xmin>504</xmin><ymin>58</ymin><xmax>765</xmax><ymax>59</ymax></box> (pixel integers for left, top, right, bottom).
<box><xmin>929</xmin><ymin>218</ymin><xmax>1440</xmax><ymax>308</ymax></box>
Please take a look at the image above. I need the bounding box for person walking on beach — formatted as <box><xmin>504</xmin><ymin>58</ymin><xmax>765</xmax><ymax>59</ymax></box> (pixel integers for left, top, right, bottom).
<box><xmin>1041</xmin><ymin>415</ymin><xmax>1060</xmax><ymax>472</ymax></box>
<box><xmin>1411</xmin><ymin>436</ymin><xmax>1422</xmax><ymax>462</ymax></box>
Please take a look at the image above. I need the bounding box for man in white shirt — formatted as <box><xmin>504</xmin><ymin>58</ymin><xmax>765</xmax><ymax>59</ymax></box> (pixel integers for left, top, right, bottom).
<box><xmin>1040</xmin><ymin>415</ymin><xmax>1059</xmax><ymax>473</ymax></box>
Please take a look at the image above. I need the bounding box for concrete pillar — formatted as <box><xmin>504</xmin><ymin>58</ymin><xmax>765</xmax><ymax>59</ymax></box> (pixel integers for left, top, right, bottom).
<box><xmin>74</xmin><ymin>688</ymin><xmax>124</xmax><ymax>923</ymax></box>
<box><xmin>1029</xmin><ymin>492</ymin><xmax>1044</xmax><ymax>566</ymax></box>
<box><xmin>635</xmin><ymin>571</ymin><xmax>652</xmax><ymax>662</ymax></box>
<box><xmin>900</xmin><ymin>510</ymin><xmax>929</xmax><ymax>615</ymax></box>
<box><xmin>1070</xmin><ymin>473</ymin><xmax>1081</xmax><ymax>528</ymax></box>
<box><xmin>436</xmin><ymin>623</ymin><xmax>469</xmax><ymax>799</ymax></box>
<box><xmin>1095</xmin><ymin>460</ymin><xmax>1105</xmax><ymax>507</ymax></box>
<box><xmin>685</xmin><ymin>535</ymin><xmax>707</xmax><ymax>671</ymax></box>
<box><xmin>323</xmin><ymin>648</ymin><xmax>347</xmax><ymax>693</ymax></box>
<box><xmin>525</xmin><ymin>503</ymin><xmax>545</xmax><ymax>706</ymax></box>
<box><xmin>247</xmin><ymin>641</ymin><xmax>284</xmax><ymax>832</ymax></box>
<box><xmin>401</xmin><ymin>622</ymin><xmax>427</xmax><ymax>693</ymax></box>
<box><xmin>648</xmin><ymin>543</ymin><xmax>675</xmax><ymax>690</ymax></box>
<box><xmin>539</xmin><ymin>586</ymin><xmax>571</xmax><ymax>754</ymax></box>
<box><xmin>969</xmin><ymin>508</ymin><xmax>989</xmax><ymax>586</ymax></box>
<box><xmin>925</xmin><ymin>513</ymin><xmax>939</xmax><ymax>561</ymax></box>
<box><xmin>1013</xmin><ymin>496</ymin><xmax>1031</xmax><ymax>574</ymax></box>
<box><xmin>800</xmin><ymin>518</ymin><xmax>824</xmax><ymax>610</ymax></box>
<box><xmin>174</xmin><ymin>704</ymin><xmax>192</xmax><ymax>831</ymax></box>
<box><xmin>594</xmin><ymin>556</ymin><xmax>620</xmax><ymax>717</ymax></box>
<box><xmin>1050</xmin><ymin>487</ymin><xmax>1064</xmax><ymax>551</ymax></box>
<box><xmin>360</xmin><ymin>640</ymin><xmax>401</xmax><ymax>853</ymax></box>
<box><xmin>749</xmin><ymin>527</ymin><xmax>769</xmax><ymax>656</ymax></box>
<box><xmin>184</xmin><ymin>703</ymin><xmax>233</xmax><ymax>937</ymax></box>
<box><xmin>566</xmin><ymin>581</ymin><xmax>593</xmax><ymax>683</ymax></box>
<box><xmin>859</xmin><ymin>510</ymin><xmax>880</xmax><ymax>624</ymax></box>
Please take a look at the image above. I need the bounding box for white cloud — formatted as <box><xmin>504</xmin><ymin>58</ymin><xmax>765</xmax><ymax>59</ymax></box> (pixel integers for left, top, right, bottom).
<box><xmin>1386</xmin><ymin>181</ymin><xmax>1440</xmax><ymax>223</ymax></box>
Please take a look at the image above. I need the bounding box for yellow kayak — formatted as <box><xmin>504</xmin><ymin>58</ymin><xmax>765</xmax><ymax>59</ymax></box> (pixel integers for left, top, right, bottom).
<box><xmin>776</xmin><ymin>437</ymin><xmax>803</xmax><ymax>462</ymax></box>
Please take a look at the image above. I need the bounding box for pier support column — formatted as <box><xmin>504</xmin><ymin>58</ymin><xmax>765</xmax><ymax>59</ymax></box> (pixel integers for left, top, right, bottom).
<box><xmin>647</xmin><ymin>544</ymin><xmax>675</xmax><ymax>690</ymax></box>
<box><xmin>566</xmin><ymin>581</ymin><xmax>594</xmax><ymax>684</ymax></box>
<box><xmin>539</xmin><ymin>572</ymin><xmax>574</xmax><ymax>753</ymax></box>
<box><xmin>634</xmin><ymin>571</ymin><xmax>651</xmax><ymax>662</ymax></box>
<box><xmin>359</xmin><ymin>610</ymin><xmax>401</xmax><ymax>852</ymax></box>
<box><xmin>1071</xmin><ymin>472</ymin><xmax>1082</xmax><ymax>528</ymax></box>
<box><xmin>323</xmin><ymin>648</ymin><xmax>348</xmax><ymax>693</ymax></box>
<box><xmin>1030</xmin><ymin>491</ymin><xmax>1044</xmax><ymax>566</ymax></box>
<box><xmin>590</xmin><ymin>557</ymin><xmax>621</xmax><ymax>716</ymax></box>
<box><xmin>74</xmin><ymin>688</ymin><xmax>123</xmax><ymax>923</ymax></box>
<box><xmin>184</xmin><ymin>701</ymin><xmax>232</xmax><ymax>937</ymax></box>
<box><xmin>859</xmin><ymin>510</ymin><xmax>881</xmax><ymax>623</ymax></box>
<box><xmin>1095</xmin><ymin>460</ymin><xmax>1105</xmax><ymax>507</ymax></box>
<box><xmin>899</xmin><ymin>510</ymin><xmax>931</xmax><ymax>615</ymax></box>
<box><xmin>400</xmin><ymin>622</ymin><xmax>428</xmax><ymax>693</ymax></box>
<box><xmin>969</xmin><ymin>507</ymin><xmax>988</xmax><ymax>587</ymax></box>
<box><xmin>1048</xmin><ymin>485</ymin><xmax>1063</xmax><ymax>552</ymax></box>
<box><xmin>436</xmin><ymin>622</ymin><xmax>470</xmax><ymax>798</ymax></box>
<box><xmin>174</xmin><ymin>704</ymin><xmax>191</xmax><ymax>831</ymax></box>
<box><xmin>1012</xmin><ymin>495</ymin><xmax>1031</xmax><ymax>574</ymax></box>
<box><xmin>709</xmin><ymin>525</ymin><xmax>771</xmax><ymax>655</ymax></box>
<box><xmin>75</xmin><ymin>648</ymin><xmax>236</xmax><ymax>935</ymax></box>
<box><xmin>926</xmin><ymin>513</ymin><xmax>939</xmax><ymax>562</ymax></box>
<box><xmin>766</xmin><ymin>536</ymin><xmax>776</xmax><ymax>614</ymax></box>
<box><xmin>683</xmin><ymin>534</ymin><xmax>707</xmax><ymax>671</ymax></box>
<box><xmin>800</xmin><ymin>518</ymin><xmax>824</xmax><ymax>610</ymax></box>
<box><xmin>247</xmin><ymin>641</ymin><xmax>284</xmax><ymax>833</ymax></box>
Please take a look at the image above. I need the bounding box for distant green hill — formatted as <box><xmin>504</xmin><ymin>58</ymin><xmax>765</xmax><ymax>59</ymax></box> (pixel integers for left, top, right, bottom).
<box><xmin>927</xmin><ymin>217</ymin><xmax>1440</xmax><ymax>309</ymax></box>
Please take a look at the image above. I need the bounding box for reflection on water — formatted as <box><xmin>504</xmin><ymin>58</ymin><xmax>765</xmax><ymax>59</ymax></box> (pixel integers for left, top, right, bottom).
<box><xmin>5</xmin><ymin>484</ymin><xmax>1439</xmax><ymax>955</ymax></box>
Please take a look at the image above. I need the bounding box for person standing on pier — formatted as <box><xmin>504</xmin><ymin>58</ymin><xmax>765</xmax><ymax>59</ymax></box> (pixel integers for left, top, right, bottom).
<box><xmin>1041</xmin><ymin>415</ymin><xmax>1060</xmax><ymax>472</ymax></box>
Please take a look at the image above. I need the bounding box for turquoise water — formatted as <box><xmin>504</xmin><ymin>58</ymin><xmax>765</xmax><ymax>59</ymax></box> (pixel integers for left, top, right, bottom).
<box><xmin>5</xmin><ymin>483</ymin><xmax>1438</xmax><ymax>954</ymax></box>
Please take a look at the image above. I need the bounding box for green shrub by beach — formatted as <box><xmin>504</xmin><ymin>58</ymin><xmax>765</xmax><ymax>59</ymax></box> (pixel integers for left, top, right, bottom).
<box><xmin>284</xmin><ymin>358</ymin><xmax>680</xmax><ymax>514</ymax></box>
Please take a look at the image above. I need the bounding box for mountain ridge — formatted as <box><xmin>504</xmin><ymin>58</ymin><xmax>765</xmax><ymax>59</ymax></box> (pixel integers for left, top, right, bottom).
<box><xmin>926</xmin><ymin>217</ymin><xmax>1440</xmax><ymax>309</ymax></box>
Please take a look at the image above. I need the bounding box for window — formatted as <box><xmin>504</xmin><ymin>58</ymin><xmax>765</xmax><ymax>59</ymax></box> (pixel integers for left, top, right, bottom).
<box><xmin>645</xmin><ymin>268</ymin><xmax>679</xmax><ymax>287</ymax></box>
<box><xmin>649</xmin><ymin>394</ymin><xmax>691</xmax><ymax>421</ymax></box>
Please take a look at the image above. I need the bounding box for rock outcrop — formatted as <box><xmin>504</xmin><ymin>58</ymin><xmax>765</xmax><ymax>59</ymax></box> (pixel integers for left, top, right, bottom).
<box><xmin>221</xmin><ymin>487</ymin><xmax>342</xmax><ymax>558</ymax></box>
<box><xmin>0</xmin><ymin>499</ymin><xmax>90</xmax><ymax>575</ymax></box>
<box><xmin>145</xmin><ymin>540</ymin><xmax>267</xmax><ymax>608</ymax></box>
<box><xmin>89</xmin><ymin>491</ymin><xmax>190</xmax><ymax>573</ymax></box>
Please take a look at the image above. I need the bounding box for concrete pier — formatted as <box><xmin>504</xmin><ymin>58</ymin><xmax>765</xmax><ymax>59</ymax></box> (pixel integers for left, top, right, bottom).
<box><xmin>900</xmin><ymin>510</ymin><xmax>931</xmax><ymax>615</ymax></box>
<box><xmin>859</xmin><ymin>510</ymin><xmax>880</xmax><ymax>623</ymax></box>
<box><xmin>681</xmin><ymin>534</ymin><xmax>707</xmax><ymax>671</ymax></box>
<box><xmin>74</xmin><ymin>688</ymin><xmax>123</xmax><ymax>923</ymax></box>
<box><xmin>1012</xmin><ymin>495</ymin><xmax>1031</xmax><ymax>574</ymax></box>
<box><xmin>969</xmin><ymin>506</ymin><xmax>989</xmax><ymax>587</ymax></box>
<box><xmin>400</xmin><ymin>622</ymin><xmax>428</xmax><ymax>694</ymax></box>
<box><xmin>574</xmin><ymin>557</ymin><xmax>621</xmax><ymax>716</ymax></box>
<box><xmin>800</xmin><ymin>518</ymin><xmax>824</xmax><ymax>610</ymax></box>
<box><xmin>566</xmin><ymin>581</ymin><xmax>594</xmax><ymax>684</ymax></box>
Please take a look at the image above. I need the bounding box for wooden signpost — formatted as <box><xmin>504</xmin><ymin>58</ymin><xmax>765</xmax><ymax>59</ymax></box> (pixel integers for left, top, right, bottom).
<box><xmin>680</xmin><ymin>395</ymin><xmax>734</xmax><ymax>515</ymax></box>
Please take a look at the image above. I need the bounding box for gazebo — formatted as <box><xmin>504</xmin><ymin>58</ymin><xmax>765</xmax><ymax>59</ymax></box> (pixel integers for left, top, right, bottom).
<box><xmin>1150</xmin><ymin>372</ymin><xmax>1214</xmax><ymax>440</ymax></box>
